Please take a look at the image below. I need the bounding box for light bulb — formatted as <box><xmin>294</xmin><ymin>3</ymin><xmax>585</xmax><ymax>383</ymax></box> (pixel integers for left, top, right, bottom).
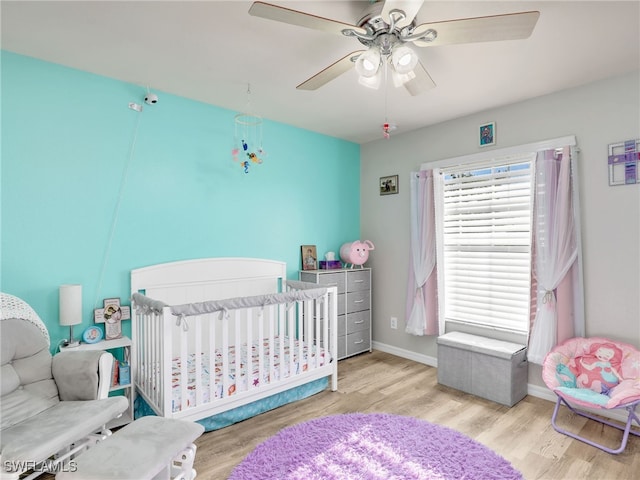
<box><xmin>355</xmin><ymin>48</ymin><xmax>381</xmax><ymax>78</ymax></box>
<box><xmin>391</xmin><ymin>45</ymin><xmax>418</xmax><ymax>74</ymax></box>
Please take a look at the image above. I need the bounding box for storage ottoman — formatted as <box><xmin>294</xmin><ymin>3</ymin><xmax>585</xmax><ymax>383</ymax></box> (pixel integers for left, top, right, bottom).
<box><xmin>437</xmin><ymin>332</ymin><xmax>528</xmax><ymax>407</ymax></box>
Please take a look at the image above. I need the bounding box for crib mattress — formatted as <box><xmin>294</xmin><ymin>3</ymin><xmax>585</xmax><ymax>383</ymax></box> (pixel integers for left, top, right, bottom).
<box><xmin>171</xmin><ymin>337</ymin><xmax>326</xmax><ymax>412</ymax></box>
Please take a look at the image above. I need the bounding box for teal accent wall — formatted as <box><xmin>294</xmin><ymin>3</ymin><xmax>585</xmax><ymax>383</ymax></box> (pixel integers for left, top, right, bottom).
<box><xmin>1</xmin><ymin>51</ymin><xmax>361</xmax><ymax>351</ymax></box>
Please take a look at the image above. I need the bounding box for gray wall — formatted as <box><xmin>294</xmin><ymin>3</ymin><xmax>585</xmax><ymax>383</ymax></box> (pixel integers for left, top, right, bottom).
<box><xmin>360</xmin><ymin>71</ymin><xmax>640</xmax><ymax>388</ymax></box>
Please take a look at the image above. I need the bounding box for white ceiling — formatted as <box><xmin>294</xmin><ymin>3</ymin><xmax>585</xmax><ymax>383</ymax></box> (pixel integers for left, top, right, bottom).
<box><xmin>2</xmin><ymin>1</ymin><xmax>639</xmax><ymax>144</ymax></box>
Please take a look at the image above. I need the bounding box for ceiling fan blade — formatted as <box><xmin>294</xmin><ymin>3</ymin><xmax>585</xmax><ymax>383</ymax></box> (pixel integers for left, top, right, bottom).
<box><xmin>403</xmin><ymin>60</ymin><xmax>436</xmax><ymax>96</ymax></box>
<box><xmin>249</xmin><ymin>1</ymin><xmax>367</xmax><ymax>36</ymax></box>
<box><xmin>412</xmin><ymin>11</ymin><xmax>540</xmax><ymax>47</ymax></box>
<box><xmin>381</xmin><ymin>0</ymin><xmax>425</xmax><ymax>29</ymax></box>
<box><xmin>297</xmin><ymin>51</ymin><xmax>365</xmax><ymax>91</ymax></box>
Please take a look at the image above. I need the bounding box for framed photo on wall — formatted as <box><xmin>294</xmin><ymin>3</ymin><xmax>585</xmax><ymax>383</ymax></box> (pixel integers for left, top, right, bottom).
<box><xmin>301</xmin><ymin>245</ymin><xmax>318</xmax><ymax>270</ymax></box>
<box><xmin>479</xmin><ymin>122</ymin><xmax>496</xmax><ymax>147</ymax></box>
<box><xmin>380</xmin><ymin>175</ymin><xmax>398</xmax><ymax>195</ymax></box>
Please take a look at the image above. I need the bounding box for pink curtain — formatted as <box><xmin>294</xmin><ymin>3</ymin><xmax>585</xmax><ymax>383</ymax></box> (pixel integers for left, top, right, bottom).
<box><xmin>528</xmin><ymin>147</ymin><xmax>583</xmax><ymax>364</ymax></box>
<box><xmin>405</xmin><ymin>170</ymin><xmax>438</xmax><ymax>336</ymax></box>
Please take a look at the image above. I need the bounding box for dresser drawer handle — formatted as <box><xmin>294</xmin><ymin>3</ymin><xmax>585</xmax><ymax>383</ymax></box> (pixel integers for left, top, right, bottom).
<box><xmin>353</xmin><ymin>280</ymin><xmax>364</xmax><ymax>283</ymax></box>
<box><xmin>354</xmin><ymin>340</ymin><xmax>364</xmax><ymax>345</ymax></box>
<box><xmin>354</xmin><ymin>320</ymin><xmax>364</xmax><ymax>324</ymax></box>
<box><xmin>354</xmin><ymin>299</ymin><xmax>364</xmax><ymax>304</ymax></box>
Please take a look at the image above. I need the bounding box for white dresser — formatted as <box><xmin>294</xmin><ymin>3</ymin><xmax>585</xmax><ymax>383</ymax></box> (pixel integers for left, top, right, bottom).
<box><xmin>299</xmin><ymin>268</ymin><xmax>371</xmax><ymax>360</ymax></box>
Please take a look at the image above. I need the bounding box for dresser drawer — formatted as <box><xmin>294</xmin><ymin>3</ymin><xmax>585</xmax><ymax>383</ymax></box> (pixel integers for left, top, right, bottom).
<box><xmin>305</xmin><ymin>272</ymin><xmax>346</xmax><ymax>293</ymax></box>
<box><xmin>346</xmin><ymin>330</ymin><xmax>370</xmax><ymax>357</ymax></box>
<box><xmin>318</xmin><ymin>315</ymin><xmax>346</xmax><ymax>341</ymax></box>
<box><xmin>320</xmin><ymin>312</ymin><xmax>344</xmax><ymax>337</ymax></box>
<box><xmin>319</xmin><ymin>320</ymin><xmax>346</xmax><ymax>356</ymax></box>
<box><xmin>346</xmin><ymin>270</ymin><xmax>370</xmax><ymax>292</ymax></box>
<box><xmin>337</xmin><ymin>293</ymin><xmax>346</xmax><ymax>316</ymax></box>
<box><xmin>346</xmin><ymin>290</ymin><xmax>370</xmax><ymax>313</ymax></box>
<box><xmin>337</xmin><ymin>335</ymin><xmax>347</xmax><ymax>359</ymax></box>
<box><xmin>346</xmin><ymin>310</ymin><xmax>369</xmax><ymax>334</ymax></box>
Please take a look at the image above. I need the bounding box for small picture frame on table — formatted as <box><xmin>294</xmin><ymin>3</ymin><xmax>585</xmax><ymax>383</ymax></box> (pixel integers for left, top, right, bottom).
<box><xmin>479</xmin><ymin>122</ymin><xmax>496</xmax><ymax>147</ymax></box>
<box><xmin>380</xmin><ymin>175</ymin><xmax>398</xmax><ymax>195</ymax></box>
<box><xmin>82</xmin><ymin>325</ymin><xmax>103</xmax><ymax>344</ymax></box>
<box><xmin>301</xmin><ymin>245</ymin><xmax>318</xmax><ymax>270</ymax></box>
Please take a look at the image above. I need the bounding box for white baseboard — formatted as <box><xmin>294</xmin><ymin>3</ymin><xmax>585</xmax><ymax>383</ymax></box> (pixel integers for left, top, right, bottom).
<box><xmin>372</xmin><ymin>341</ymin><xmax>438</xmax><ymax>367</ymax></box>
<box><xmin>372</xmin><ymin>342</ymin><xmax>630</xmax><ymax>424</ymax></box>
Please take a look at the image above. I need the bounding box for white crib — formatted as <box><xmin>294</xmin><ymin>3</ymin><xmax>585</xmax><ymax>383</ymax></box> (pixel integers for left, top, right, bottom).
<box><xmin>130</xmin><ymin>258</ymin><xmax>338</xmax><ymax>426</ymax></box>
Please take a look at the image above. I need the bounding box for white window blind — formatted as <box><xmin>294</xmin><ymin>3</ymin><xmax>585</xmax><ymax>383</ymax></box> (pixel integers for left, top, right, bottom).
<box><xmin>437</xmin><ymin>155</ymin><xmax>534</xmax><ymax>333</ymax></box>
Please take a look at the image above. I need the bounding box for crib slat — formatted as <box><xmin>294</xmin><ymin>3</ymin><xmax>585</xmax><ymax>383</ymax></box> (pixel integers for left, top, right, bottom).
<box><xmin>324</xmin><ymin>292</ymin><xmax>330</xmax><ymax>365</ymax></box>
<box><xmin>313</xmin><ymin>296</ymin><xmax>319</xmax><ymax>369</ymax></box>
<box><xmin>152</xmin><ymin>312</ymin><xmax>159</xmax><ymax>414</ymax></box>
<box><xmin>279</xmin><ymin>303</ymin><xmax>286</xmax><ymax>380</ymax></box>
<box><xmin>194</xmin><ymin>315</ymin><xmax>203</xmax><ymax>408</ymax></box>
<box><xmin>258</xmin><ymin>308</ymin><xmax>265</xmax><ymax>389</ymax></box>
<box><xmin>153</xmin><ymin>313</ymin><xmax>161</xmax><ymax>409</ymax></box>
<box><xmin>268</xmin><ymin>305</ymin><xmax>275</xmax><ymax>383</ymax></box>
<box><xmin>222</xmin><ymin>312</ymin><xmax>230</xmax><ymax>399</ymax></box>
<box><xmin>298</xmin><ymin>300</ymin><xmax>305</xmax><ymax>373</ymax></box>
<box><xmin>246</xmin><ymin>309</ymin><xmax>253</xmax><ymax>391</ymax></box>
<box><xmin>162</xmin><ymin>307</ymin><xmax>173</xmax><ymax>417</ymax></box>
<box><xmin>287</xmin><ymin>302</ymin><xmax>295</xmax><ymax>378</ymax></box>
<box><xmin>146</xmin><ymin>314</ymin><xmax>155</xmax><ymax>409</ymax></box>
<box><xmin>145</xmin><ymin>314</ymin><xmax>154</xmax><ymax>409</ymax></box>
<box><xmin>234</xmin><ymin>309</ymin><xmax>242</xmax><ymax>393</ymax></box>
<box><xmin>179</xmin><ymin>316</ymin><xmax>188</xmax><ymax>413</ymax></box>
<box><xmin>209</xmin><ymin>314</ymin><xmax>216</xmax><ymax>403</ymax></box>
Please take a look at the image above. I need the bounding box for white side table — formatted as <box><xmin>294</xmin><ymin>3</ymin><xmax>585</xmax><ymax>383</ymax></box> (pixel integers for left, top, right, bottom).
<box><xmin>60</xmin><ymin>336</ymin><xmax>134</xmax><ymax>427</ymax></box>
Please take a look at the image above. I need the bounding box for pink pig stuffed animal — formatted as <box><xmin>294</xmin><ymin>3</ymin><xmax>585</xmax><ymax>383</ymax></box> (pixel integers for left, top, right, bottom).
<box><xmin>340</xmin><ymin>240</ymin><xmax>375</xmax><ymax>268</ymax></box>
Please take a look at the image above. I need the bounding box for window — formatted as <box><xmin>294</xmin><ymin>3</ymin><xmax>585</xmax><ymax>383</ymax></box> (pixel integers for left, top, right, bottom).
<box><xmin>435</xmin><ymin>154</ymin><xmax>535</xmax><ymax>334</ymax></box>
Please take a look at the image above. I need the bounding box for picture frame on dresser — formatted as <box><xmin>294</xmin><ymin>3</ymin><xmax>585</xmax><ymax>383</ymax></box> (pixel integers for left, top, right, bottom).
<box><xmin>301</xmin><ymin>245</ymin><xmax>318</xmax><ymax>270</ymax></box>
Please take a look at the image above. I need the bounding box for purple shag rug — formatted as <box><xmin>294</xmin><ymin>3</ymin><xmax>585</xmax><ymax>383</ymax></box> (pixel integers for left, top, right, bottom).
<box><xmin>228</xmin><ymin>413</ymin><xmax>522</xmax><ymax>480</ymax></box>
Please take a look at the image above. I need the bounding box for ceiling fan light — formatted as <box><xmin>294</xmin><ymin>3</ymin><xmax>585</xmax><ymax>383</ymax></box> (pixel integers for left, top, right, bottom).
<box><xmin>391</xmin><ymin>45</ymin><xmax>418</xmax><ymax>75</ymax></box>
<box><xmin>355</xmin><ymin>48</ymin><xmax>381</xmax><ymax>78</ymax></box>
<box><xmin>358</xmin><ymin>71</ymin><xmax>382</xmax><ymax>90</ymax></box>
<box><xmin>391</xmin><ymin>69</ymin><xmax>416</xmax><ymax>88</ymax></box>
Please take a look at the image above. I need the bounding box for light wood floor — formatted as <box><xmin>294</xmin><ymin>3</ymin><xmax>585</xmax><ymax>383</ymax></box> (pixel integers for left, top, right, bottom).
<box><xmin>34</xmin><ymin>350</ymin><xmax>639</xmax><ymax>480</ymax></box>
<box><xmin>194</xmin><ymin>350</ymin><xmax>639</xmax><ymax>480</ymax></box>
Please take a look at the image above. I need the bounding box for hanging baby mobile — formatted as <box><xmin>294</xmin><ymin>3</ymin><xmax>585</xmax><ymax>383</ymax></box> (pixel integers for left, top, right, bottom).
<box><xmin>232</xmin><ymin>83</ymin><xmax>266</xmax><ymax>173</ymax></box>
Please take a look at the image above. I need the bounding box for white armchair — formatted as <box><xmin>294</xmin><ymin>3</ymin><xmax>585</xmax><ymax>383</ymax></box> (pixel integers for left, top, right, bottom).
<box><xmin>0</xmin><ymin>293</ymin><xmax>128</xmax><ymax>480</ymax></box>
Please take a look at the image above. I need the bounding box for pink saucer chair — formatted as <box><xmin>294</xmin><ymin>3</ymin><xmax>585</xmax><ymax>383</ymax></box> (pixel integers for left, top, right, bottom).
<box><xmin>542</xmin><ymin>337</ymin><xmax>640</xmax><ymax>454</ymax></box>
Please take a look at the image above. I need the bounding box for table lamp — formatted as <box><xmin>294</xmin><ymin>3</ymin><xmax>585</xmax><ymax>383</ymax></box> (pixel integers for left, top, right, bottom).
<box><xmin>60</xmin><ymin>284</ymin><xmax>82</xmax><ymax>348</ymax></box>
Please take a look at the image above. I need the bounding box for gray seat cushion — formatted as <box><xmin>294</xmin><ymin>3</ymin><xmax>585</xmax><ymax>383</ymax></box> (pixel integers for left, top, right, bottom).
<box><xmin>0</xmin><ymin>388</ymin><xmax>58</xmax><ymax>430</ymax></box>
<box><xmin>1</xmin><ymin>396</ymin><xmax>128</xmax><ymax>466</ymax></box>
<box><xmin>56</xmin><ymin>416</ymin><xmax>205</xmax><ymax>480</ymax></box>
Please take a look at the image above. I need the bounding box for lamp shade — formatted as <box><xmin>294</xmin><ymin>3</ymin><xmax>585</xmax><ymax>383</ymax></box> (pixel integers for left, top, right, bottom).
<box><xmin>355</xmin><ymin>48</ymin><xmax>381</xmax><ymax>78</ymax></box>
<box><xmin>391</xmin><ymin>68</ymin><xmax>416</xmax><ymax>88</ymax></box>
<box><xmin>391</xmin><ymin>45</ymin><xmax>419</xmax><ymax>75</ymax></box>
<box><xmin>59</xmin><ymin>284</ymin><xmax>82</xmax><ymax>326</ymax></box>
<box><xmin>358</xmin><ymin>71</ymin><xmax>382</xmax><ymax>90</ymax></box>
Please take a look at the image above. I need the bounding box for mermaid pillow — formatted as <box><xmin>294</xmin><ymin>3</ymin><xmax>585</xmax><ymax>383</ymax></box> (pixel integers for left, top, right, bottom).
<box><xmin>568</xmin><ymin>341</ymin><xmax>623</xmax><ymax>394</ymax></box>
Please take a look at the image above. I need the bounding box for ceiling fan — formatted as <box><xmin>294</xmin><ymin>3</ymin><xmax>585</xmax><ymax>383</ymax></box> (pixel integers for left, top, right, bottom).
<box><xmin>249</xmin><ymin>1</ymin><xmax>540</xmax><ymax>96</ymax></box>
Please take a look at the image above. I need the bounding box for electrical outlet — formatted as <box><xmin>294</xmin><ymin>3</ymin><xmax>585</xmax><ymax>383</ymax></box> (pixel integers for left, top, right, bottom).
<box><xmin>390</xmin><ymin>316</ymin><xmax>398</xmax><ymax>329</ymax></box>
